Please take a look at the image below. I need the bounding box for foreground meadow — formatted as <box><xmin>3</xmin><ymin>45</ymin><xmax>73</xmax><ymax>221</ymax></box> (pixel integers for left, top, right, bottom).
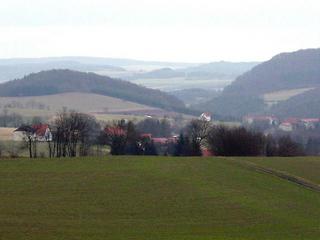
<box><xmin>0</xmin><ymin>156</ymin><xmax>320</xmax><ymax>239</ymax></box>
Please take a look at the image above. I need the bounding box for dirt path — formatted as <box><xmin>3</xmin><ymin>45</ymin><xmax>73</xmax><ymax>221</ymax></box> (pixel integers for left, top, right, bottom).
<box><xmin>230</xmin><ymin>158</ymin><xmax>320</xmax><ymax>193</ymax></box>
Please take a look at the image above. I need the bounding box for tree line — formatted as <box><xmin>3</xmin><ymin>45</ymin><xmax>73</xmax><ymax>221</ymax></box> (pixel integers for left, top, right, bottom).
<box><xmin>8</xmin><ymin>110</ymin><xmax>306</xmax><ymax>159</ymax></box>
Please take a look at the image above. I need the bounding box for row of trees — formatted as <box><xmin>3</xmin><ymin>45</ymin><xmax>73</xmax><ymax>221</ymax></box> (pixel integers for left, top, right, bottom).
<box><xmin>207</xmin><ymin>126</ymin><xmax>304</xmax><ymax>157</ymax></box>
<box><xmin>15</xmin><ymin>110</ymin><xmax>306</xmax><ymax>158</ymax></box>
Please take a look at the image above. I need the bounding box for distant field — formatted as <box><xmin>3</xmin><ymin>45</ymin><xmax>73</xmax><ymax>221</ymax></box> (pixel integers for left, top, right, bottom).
<box><xmin>0</xmin><ymin>92</ymin><xmax>154</xmax><ymax>116</ymax></box>
<box><xmin>93</xmin><ymin>113</ymin><xmax>146</xmax><ymax>122</ymax></box>
<box><xmin>131</xmin><ymin>77</ymin><xmax>233</xmax><ymax>91</ymax></box>
<box><xmin>0</xmin><ymin>127</ymin><xmax>15</xmax><ymax>141</ymax></box>
<box><xmin>0</xmin><ymin>156</ymin><xmax>320</xmax><ymax>239</ymax></box>
<box><xmin>263</xmin><ymin>88</ymin><xmax>314</xmax><ymax>106</ymax></box>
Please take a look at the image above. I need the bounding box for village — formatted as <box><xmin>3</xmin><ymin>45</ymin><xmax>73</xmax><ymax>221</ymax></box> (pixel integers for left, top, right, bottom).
<box><xmin>243</xmin><ymin>115</ymin><xmax>320</xmax><ymax>132</ymax></box>
<box><xmin>0</xmin><ymin>111</ymin><xmax>318</xmax><ymax>158</ymax></box>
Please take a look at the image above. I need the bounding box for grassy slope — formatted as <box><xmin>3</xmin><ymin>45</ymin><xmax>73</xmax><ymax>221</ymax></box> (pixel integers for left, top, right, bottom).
<box><xmin>247</xmin><ymin>157</ymin><xmax>320</xmax><ymax>185</ymax></box>
<box><xmin>0</xmin><ymin>157</ymin><xmax>320</xmax><ymax>239</ymax></box>
<box><xmin>263</xmin><ymin>87</ymin><xmax>314</xmax><ymax>105</ymax></box>
<box><xmin>0</xmin><ymin>92</ymin><xmax>153</xmax><ymax>114</ymax></box>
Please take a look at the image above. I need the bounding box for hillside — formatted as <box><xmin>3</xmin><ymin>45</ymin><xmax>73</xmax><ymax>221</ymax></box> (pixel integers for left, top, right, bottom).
<box><xmin>198</xmin><ymin>48</ymin><xmax>320</xmax><ymax>118</ymax></box>
<box><xmin>1</xmin><ymin>156</ymin><xmax>320</xmax><ymax>239</ymax></box>
<box><xmin>224</xmin><ymin>48</ymin><xmax>320</xmax><ymax>96</ymax></box>
<box><xmin>170</xmin><ymin>88</ymin><xmax>220</xmax><ymax>106</ymax></box>
<box><xmin>0</xmin><ymin>69</ymin><xmax>187</xmax><ymax>113</ymax></box>
<box><xmin>270</xmin><ymin>87</ymin><xmax>320</xmax><ymax>117</ymax></box>
<box><xmin>0</xmin><ymin>92</ymin><xmax>154</xmax><ymax>113</ymax></box>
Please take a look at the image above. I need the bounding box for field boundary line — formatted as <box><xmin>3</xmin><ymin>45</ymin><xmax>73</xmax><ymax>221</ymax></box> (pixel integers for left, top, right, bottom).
<box><xmin>229</xmin><ymin>158</ymin><xmax>320</xmax><ymax>193</ymax></box>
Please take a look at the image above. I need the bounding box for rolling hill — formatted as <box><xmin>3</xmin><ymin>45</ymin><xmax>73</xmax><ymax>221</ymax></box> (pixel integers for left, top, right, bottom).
<box><xmin>0</xmin><ymin>92</ymin><xmax>154</xmax><ymax>114</ymax></box>
<box><xmin>0</xmin><ymin>156</ymin><xmax>320</xmax><ymax>239</ymax></box>
<box><xmin>197</xmin><ymin>48</ymin><xmax>320</xmax><ymax>118</ymax></box>
<box><xmin>0</xmin><ymin>69</ymin><xmax>188</xmax><ymax>113</ymax></box>
<box><xmin>224</xmin><ymin>48</ymin><xmax>320</xmax><ymax>96</ymax></box>
<box><xmin>0</xmin><ymin>61</ymin><xmax>125</xmax><ymax>83</ymax></box>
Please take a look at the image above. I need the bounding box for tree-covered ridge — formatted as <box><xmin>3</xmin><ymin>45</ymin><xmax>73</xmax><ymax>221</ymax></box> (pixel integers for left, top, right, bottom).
<box><xmin>224</xmin><ymin>48</ymin><xmax>320</xmax><ymax>96</ymax></box>
<box><xmin>196</xmin><ymin>48</ymin><xmax>320</xmax><ymax>118</ymax></box>
<box><xmin>0</xmin><ymin>69</ymin><xmax>186</xmax><ymax>112</ymax></box>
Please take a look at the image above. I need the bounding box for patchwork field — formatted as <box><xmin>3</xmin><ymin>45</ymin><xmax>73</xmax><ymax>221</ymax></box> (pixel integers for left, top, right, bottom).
<box><xmin>0</xmin><ymin>92</ymin><xmax>154</xmax><ymax>114</ymax></box>
<box><xmin>263</xmin><ymin>87</ymin><xmax>314</xmax><ymax>106</ymax></box>
<box><xmin>131</xmin><ymin>77</ymin><xmax>233</xmax><ymax>91</ymax></box>
<box><xmin>0</xmin><ymin>92</ymin><xmax>158</xmax><ymax>121</ymax></box>
<box><xmin>0</xmin><ymin>127</ymin><xmax>15</xmax><ymax>141</ymax></box>
<box><xmin>0</xmin><ymin>156</ymin><xmax>320</xmax><ymax>239</ymax></box>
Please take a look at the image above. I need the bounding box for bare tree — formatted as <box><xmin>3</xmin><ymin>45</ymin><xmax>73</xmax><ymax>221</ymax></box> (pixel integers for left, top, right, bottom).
<box><xmin>52</xmin><ymin>111</ymin><xmax>100</xmax><ymax>157</ymax></box>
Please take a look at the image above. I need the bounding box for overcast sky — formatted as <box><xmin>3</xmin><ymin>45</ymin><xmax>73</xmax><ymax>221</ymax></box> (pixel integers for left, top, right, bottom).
<box><xmin>1</xmin><ymin>0</ymin><xmax>319</xmax><ymax>62</ymax></box>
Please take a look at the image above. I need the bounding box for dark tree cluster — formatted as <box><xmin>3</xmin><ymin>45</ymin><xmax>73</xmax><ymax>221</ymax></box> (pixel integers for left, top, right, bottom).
<box><xmin>51</xmin><ymin>111</ymin><xmax>100</xmax><ymax>157</ymax></box>
<box><xmin>136</xmin><ymin>118</ymin><xmax>172</xmax><ymax>137</ymax></box>
<box><xmin>102</xmin><ymin>120</ymin><xmax>157</xmax><ymax>156</ymax></box>
<box><xmin>207</xmin><ymin>125</ymin><xmax>304</xmax><ymax>157</ymax></box>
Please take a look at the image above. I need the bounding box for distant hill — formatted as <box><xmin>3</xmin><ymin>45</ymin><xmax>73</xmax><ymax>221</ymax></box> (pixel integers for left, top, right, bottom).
<box><xmin>183</xmin><ymin>61</ymin><xmax>259</xmax><ymax>79</ymax></box>
<box><xmin>0</xmin><ymin>56</ymin><xmax>196</xmax><ymax>83</ymax></box>
<box><xmin>224</xmin><ymin>48</ymin><xmax>320</xmax><ymax>96</ymax></box>
<box><xmin>197</xmin><ymin>48</ymin><xmax>320</xmax><ymax>118</ymax></box>
<box><xmin>129</xmin><ymin>61</ymin><xmax>259</xmax><ymax>81</ymax></box>
<box><xmin>0</xmin><ymin>69</ymin><xmax>187</xmax><ymax>113</ymax></box>
<box><xmin>0</xmin><ymin>56</ymin><xmax>194</xmax><ymax>69</ymax></box>
<box><xmin>0</xmin><ymin>61</ymin><xmax>125</xmax><ymax>82</ymax></box>
<box><xmin>130</xmin><ymin>68</ymin><xmax>184</xmax><ymax>79</ymax></box>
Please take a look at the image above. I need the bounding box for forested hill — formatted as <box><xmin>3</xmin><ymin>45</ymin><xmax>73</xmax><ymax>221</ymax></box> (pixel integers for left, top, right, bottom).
<box><xmin>195</xmin><ymin>48</ymin><xmax>320</xmax><ymax>118</ymax></box>
<box><xmin>224</xmin><ymin>48</ymin><xmax>320</xmax><ymax>96</ymax></box>
<box><xmin>0</xmin><ymin>69</ymin><xmax>186</xmax><ymax>112</ymax></box>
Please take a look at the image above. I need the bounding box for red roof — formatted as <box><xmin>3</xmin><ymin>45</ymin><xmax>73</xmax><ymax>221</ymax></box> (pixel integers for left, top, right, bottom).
<box><xmin>282</xmin><ymin>118</ymin><xmax>300</xmax><ymax>124</ymax></box>
<box><xmin>32</xmin><ymin>124</ymin><xmax>49</xmax><ymax>137</ymax></box>
<box><xmin>301</xmin><ymin>118</ymin><xmax>320</xmax><ymax>123</ymax></box>
<box><xmin>105</xmin><ymin>127</ymin><xmax>126</xmax><ymax>136</ymax></box>
<box><xmin>141</xmin><ymin>133</ymin><xmax>152</xmax><ymax>139</ymax></box>
<box><xmin>152</xmin><ymin>138</ymin><xmax>168</xmax><ymax>144</ymax></box>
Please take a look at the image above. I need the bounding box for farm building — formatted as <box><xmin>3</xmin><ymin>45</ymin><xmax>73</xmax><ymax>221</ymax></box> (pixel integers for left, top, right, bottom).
<box><xmin>14</xmin><ymin>124</ymin><xmax>52</xmax><ymax>141</ymax></box>
<box><xmin>199</xmin><ymin>112</ymin><xmax>212</xmax><ymax>122</ymax></box>
<box><xmin>278</xmin><ymin>118</ymin><xmax>300</xmax><ymax>132</ymax></box>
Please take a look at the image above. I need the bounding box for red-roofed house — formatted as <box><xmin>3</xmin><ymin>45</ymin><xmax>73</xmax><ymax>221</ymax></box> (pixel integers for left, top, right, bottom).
<box><xmin>199</xmin><ymin>112</ymin><xmax>212</xmax><ymax>122</ymax></box>
<box><xmin>105</xmin><ymin>127</ymin><xmax>126</xmax><ymax>136</ymax></box>
<box><xmin>279</xmin><ymin>118</ymin><xmax>300</xmax><ymax>132</ymax></box>
<box><xmin>14</xmin><ymin>124</ymin><xmax>52</xmax><ymax>141</ymax></box>
<box><xmin>152</xmin><ymin>138</ymin><xmax>168</xmax><ymax>144</ymax></box>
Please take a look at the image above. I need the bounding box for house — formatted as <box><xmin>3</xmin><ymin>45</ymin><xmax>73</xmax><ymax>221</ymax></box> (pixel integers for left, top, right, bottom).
<box><xmin>152</xmin><ymin>138</ymin><xmax>169</xmax><ymax>145</ymax></box>
<box><xmin>243</xmin><ymin>115</ymin><xmax>278</xmax><ymax>125</ymax></box>
<box><xmin>105</xmin><ymin>127</ymin><xmax>126</xmax><ymax>136</ymax></box>
<box><xmin>14</xmin><ymin>124</ymin><xmax>52</xmax><ymax>141</ymax></box>
<box><xmin>301</xmin><ymin>118</ymin><xmax>320</xmax><ymax>130</ymax></box>
<box><xmin>278</xmin><ymin>118</ymin><xmax>300</xmax><ymax>132</ymax></box>
<box><xmin>140</xmin><ymin>133</ymin><xmax>178</xmax><ymax>145</ymax></box>
<box><xmin>199</xmin><ymin>112</ymin><xmax>212</xmax><ymax>122</ymax></box>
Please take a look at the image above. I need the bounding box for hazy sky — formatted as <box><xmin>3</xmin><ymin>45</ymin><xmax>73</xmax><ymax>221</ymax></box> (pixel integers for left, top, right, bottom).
<box><xmin>1</xmin><ymin>0</ymin><xmax>319</xmax><ymax>62</ymax></box>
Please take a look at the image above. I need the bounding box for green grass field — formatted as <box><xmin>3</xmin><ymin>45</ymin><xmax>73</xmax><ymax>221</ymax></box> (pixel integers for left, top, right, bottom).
<box><xmin>0</xmin><ymin>156</ymin><xmax>320</xmax><ymax>239</ymax></box>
